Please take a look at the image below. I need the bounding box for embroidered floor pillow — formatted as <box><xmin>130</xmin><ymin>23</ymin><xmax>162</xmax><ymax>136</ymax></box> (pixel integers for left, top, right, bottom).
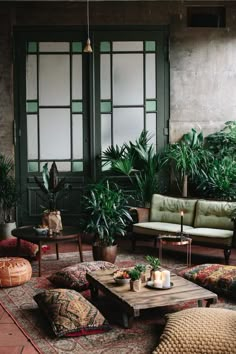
<box><xmin>48</xmin><ymin>261</ymin><xmax>118</xmax><ymax>291</ymax></box>
<box><xmin>179</xmin><ymin>263</ymin><xmax>236</xmax><ymax>298</ymax></box>
<box><xmin>0</xmin><ymin>238</ymin><xmax>39</xmax><ymax>259</ymax></box>
<box><xmin>34</xmin><ymin>288</ymin><xmax>111</xmax><ymax>337</ymax></box>
<box><xmin>153</xmin><ymin>308</ymin><xmax>236</xmax><ymax>354</ymax></box>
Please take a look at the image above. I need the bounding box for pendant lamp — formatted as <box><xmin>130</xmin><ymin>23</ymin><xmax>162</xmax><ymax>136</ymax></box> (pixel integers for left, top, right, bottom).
<box><xmin>84</xmin><ymin>0</ymin><xmax>93</xmax><ymax>53</ymax></box>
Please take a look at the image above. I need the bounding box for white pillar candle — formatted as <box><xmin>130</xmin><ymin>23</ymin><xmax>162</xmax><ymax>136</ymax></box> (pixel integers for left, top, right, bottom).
<box><xmin>154</xmin><ymin>279</ymin><xmax>162</xmax><ymax>288</ymax></box>
<box><xmin>153</xmin><ymin>271</ymin><xmax>162</xmax><ymax>287</ymax></box>
<box><xmin>161</xmin><ymin>270</ymin><xmax>171</xmax><ymax>288</ymax></box>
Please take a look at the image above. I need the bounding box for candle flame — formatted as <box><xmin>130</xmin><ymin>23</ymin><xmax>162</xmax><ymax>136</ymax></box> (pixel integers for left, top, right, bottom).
<box><xmin>180</xmin><ymin>211</ymin><xmax>184</xmax><ymax>216</ymax></box>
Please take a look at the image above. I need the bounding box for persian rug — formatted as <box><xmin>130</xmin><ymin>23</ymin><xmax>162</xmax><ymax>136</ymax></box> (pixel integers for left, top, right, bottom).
<box><xmin>0</xmin><ymin>250</ymin><xmax>235</xmax><ymax>354</ymax></box>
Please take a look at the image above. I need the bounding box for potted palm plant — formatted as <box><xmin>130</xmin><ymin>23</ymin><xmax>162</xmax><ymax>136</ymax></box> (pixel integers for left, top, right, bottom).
<box><xmin>0</xmin><ymin>154</ymin><xmax>19</xmax><ymax>239</ymax></box>
<box><xmin>82</xmin><ymin>180</ymin><xmax>132</xmax><ymax>263</ymax></box>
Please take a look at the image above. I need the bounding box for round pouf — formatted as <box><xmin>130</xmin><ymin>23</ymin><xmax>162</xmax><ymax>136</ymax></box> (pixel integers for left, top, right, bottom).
<box><xmin>0</xmin><ymin>257</ymin><xmax>32</xmax><ymax>287</ymax></box>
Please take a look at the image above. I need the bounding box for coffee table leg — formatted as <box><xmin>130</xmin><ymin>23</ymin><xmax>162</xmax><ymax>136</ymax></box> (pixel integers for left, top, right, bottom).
<box><xmin>56</xmin><ymin>243</ymin><xmax>59</xmax><ymax>260</ymax></box>
<box><xmin>78</xmin><ymin>234</ymin><xmax>83</xmax><ymax>262</ymax></box>
<box><xmin>38</xmin><ymin>241</ymin><xmax>42</xmax><ymax>277</ymax></box>
<box><xmin>122</xmin><ymin>313</ymin><xmax>134</xmax><ymax>329</ymax></box>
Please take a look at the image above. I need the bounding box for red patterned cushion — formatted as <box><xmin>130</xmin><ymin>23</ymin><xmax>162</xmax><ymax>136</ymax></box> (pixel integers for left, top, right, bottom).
<box><xmin>34</xmin><ymin>288</ymin><xmax>111</xmax><ymax>337</ymax></box>
<box><xmin>179</xmin><ymin>264</ymin><xmax>236</xmax><ymax>297</ymax></box>
<box><xmin>0</xmin><ymin>238</ymin><xmax>38</xmax><ymax>259</ymax></box>
<box><xmin>48</xmin><ymin>261</ymin><xmax>118</xmax><ymax>291</ymax></box>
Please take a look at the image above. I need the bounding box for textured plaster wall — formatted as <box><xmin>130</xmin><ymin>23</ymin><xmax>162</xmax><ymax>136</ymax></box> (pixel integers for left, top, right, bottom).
<box><xmin>1</xmin><ymin>1</ymin><xmax>236</xmax><ymax>156</ymax></box>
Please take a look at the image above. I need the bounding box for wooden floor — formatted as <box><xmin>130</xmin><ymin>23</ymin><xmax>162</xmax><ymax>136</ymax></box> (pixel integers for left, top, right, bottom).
<box><xmin>0</xmin><ymin>238</ymin><xmax>236</xmax><ymax>353</ymax></box>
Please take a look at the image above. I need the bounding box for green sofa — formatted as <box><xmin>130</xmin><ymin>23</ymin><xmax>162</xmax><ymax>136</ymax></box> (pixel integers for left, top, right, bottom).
<box><xmin>131</xmin><ymin>194</ymin><xmax>236</xmax><ymax>264</ymax></box>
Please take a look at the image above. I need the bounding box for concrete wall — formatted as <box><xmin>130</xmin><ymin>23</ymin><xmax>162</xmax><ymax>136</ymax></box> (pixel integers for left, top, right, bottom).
<box><xmin>1</xmin><ymin>1</ymin><xmax>236</xmax><ymax>156</ymax></box>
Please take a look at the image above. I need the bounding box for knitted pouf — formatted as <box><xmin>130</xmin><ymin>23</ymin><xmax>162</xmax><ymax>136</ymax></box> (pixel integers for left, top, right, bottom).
<box><xmin>0</xmin><ymin>257</ymin><xmax>32</xmax><ymax>287</ymax></box>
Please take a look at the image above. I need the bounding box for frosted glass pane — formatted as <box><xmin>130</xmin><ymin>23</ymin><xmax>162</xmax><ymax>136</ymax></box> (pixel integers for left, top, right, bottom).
<box><xmin>101</xmin><ymin>114</ymin><xmax>111</xmax><ymax>152</ymax></box>
<box><xmin>113</xmin><ymin>54</ymin><xmax>143</xmax><ymax>105</ymax></box>
<box><xmin>39</xmin><ymin>108</ymin><xmax>70</xmax><ymax>159</ymax></box>
<box><xmin>113</xmin><ymin>108</ymin><xmax>144</xmax><ymax>147</ymax></box>
<box><xmin>27</xmin><ymin>114</ymin><xmax>38</xmax><ymax>159</ymax></box>
<box><xmin>100</xmin><ymin>55</ymin><xmax>111</xmax><ymax>99</ymax></box>
<box><xmin>146</xmin><ymin>113</ymin><xmax>157</xmax><ymax>148</ymax></box>
<box><xmin>72</xmin><ymin>55</ymin><xmax>82</xmax><ymax>99</ymax></box>
<box><xmin>39</xmin><ymin>54</ymin><xmax>70</xmax><ymax>105</ymax></box>
<box><xmin>72</xmin><ymin>114</ymin><xmax>83</xmax><ymax>159</ymax></box>
<box><xmin>26</xmin><ymin>55</ymin><xmax>37</xmax><ymax>100</ymax></box>
<box><xmin>40</xmin><ymin>161</ymin><xmax>71</xmax><ymax>172</ymax></box>
<box><xmin>39</xmin><ymin>42</ymin><xmax>69</xmax><ymax>52</ymax></box>
<box><xmin>72</xmin><ymin>161</ymin><xmax>83</xmax><ymax>172</ymax></box>
<box><xmin>113</xmin><ymin>42</ymin><xmax>143</xmax><ymax>51</ymax></box>
<box><xmin>28</xmin><ymin>162</ymin><xmax>38</xmax><ymax>172</ymax></box>
<box><xmin>145</xmin><ymin>54</ymin><xmax>156</xmax><ymax>98</ymax></box>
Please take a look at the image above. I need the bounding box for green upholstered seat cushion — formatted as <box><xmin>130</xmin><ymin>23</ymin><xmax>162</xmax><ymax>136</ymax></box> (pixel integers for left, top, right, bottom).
<box><xmin>184</xmin><ymin>228</ymin><xmax>233</xmax><ymax>246</ymax></box>
<box><xmin>153</xmin><ymin>308</ymin><xmax>236</xmax><ymax>354</ymax></box>
<box><xmin>133</xmin><ymin>222</ymin><xmax>193</xmax><ymax>236</ymax></box>
<box><xmin>194</xmin><ymin>199</ymin><xmax>236</xmax><ymax>230</ymax></box>
<box><xmin>34</xmin><ymin>288</ymin><xmax>110</xmax><ymax>337</ymax></box>
<box><xmin>150</xmin><ymin>194</ymin><xmax>197</xmax><ymax>226</ymax></box>
<box><xmin>179</xmin><ymin>263</ymin><xmax>236</xmax><ymax>298</ymax></box>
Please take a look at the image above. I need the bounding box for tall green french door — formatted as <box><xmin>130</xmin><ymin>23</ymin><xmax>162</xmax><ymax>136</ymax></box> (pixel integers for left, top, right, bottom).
<box><xmin>14</xmin><ymin>27</ymin><xmax>169</xmax><ymax>226</ymax></box>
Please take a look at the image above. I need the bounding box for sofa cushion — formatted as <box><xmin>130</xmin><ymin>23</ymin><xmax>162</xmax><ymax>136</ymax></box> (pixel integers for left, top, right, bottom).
<box><xmin>133</xmin><ymin>222</ymin><xmax>193</xmax><ymax>236</ymax></box>
<box><xmin>150</xmin><ymin>194</ymin><xmax>197</xmax><ymax>226</ymax></box>
<box><xmin>194</xmin><ymin>199</ymin><xmax>236</xmax><ymax>230</ymax></box>
<box><xmin>179</xmin><ymin>263</ymin><xmax>236</xmax><ymax>298</ymax></box>
<box><xmin>34</xmin><ymin>288</ymin><xmax>111</xmax><ymax>337</ymax></box>
<box><xmin>184</xmin><ymin>228</ymin><xmax>233</xmax><ymax>246</ymax></box>
<box><xmin>152</xmin><ymin>307</ymin><xmax>236</xmax><ymax>354</ymax></box>
<box><xmin>48</xmin><ymin>261</ymin><xmax>117</xmax><ymax>291</ymax></box>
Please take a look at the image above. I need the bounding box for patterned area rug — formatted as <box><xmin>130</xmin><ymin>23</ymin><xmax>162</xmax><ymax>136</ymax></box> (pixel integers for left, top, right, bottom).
<box><xmin>0</xmin><ymin>251</ymin><xmax>235</xmax><ymax>354</ymax></box>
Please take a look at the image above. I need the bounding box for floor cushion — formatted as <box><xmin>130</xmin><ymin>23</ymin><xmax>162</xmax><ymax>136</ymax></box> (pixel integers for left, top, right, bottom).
<box><xmin>0</xmin><ymin>238</ymin><xmax>39</xmax><ymax>259</ymax></box>
<box><xmin>34</xmin><ymin>288</ymin><xmax>111</xmax><ymax>337</ymax></box>
<box><xmin>0</xmin><ymin>257</ymin><xmax>32</xmax><ymax>287</ymax></box>
<box><xmin>179</xmin><ymin>263</ymin><xmax>236</xmax><ymax>298</ymax></box>
<box><xmin>153</xmin><ymin>307</ymin><xmax>236</xmax><ymax>354</ymax></box>
<box><xmin>48</xmin><ymin>261</ymin><xmax>118</xmax><ymax>291</ymax></box>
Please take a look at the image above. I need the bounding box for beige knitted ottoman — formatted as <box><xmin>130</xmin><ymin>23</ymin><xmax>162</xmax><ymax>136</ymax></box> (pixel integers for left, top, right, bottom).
<box><xmin>0</xmin><ymin>257</ymin><xmax>32</xmax><ymax>287</ymax></box>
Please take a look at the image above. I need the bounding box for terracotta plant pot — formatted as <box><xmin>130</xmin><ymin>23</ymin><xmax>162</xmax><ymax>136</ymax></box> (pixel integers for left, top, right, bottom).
<box><xmin>92</xmin><ymin>243</ymin><xmax>117</xmax><ymax>264</ymax></box>
<box><xmin>130</xmin><ymin>279</ymin><xmax>141</xmax><ymax>292</ymax></box>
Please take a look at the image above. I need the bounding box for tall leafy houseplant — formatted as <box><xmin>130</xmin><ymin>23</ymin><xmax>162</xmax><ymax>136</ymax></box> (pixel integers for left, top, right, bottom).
<box><xmin>0</xmin><ymin>154</ymin><xmax>18</xmax><ymax>239</ymax></box>
<box><xmin>34</xmin><ymin>162</ymin><xmax>70</xmax><ymax>232</ymax></box>
<box><xmin>82</xmin><ymin>180</ymin><xmax>132</xmax><ymax>263</ymax></box>
<box><xmin>34</xmin><ymin>162</ymin><xmax>67</xmax><ymax>211</ymax></box>
<box><xmin>102</xmin><ymin>131</ymin><xmax>162</xmax><ymax>207</ymax></box>
<box><xmin>161</xmin><ymin>128</ymin><xmax>210</xmax><ymax>197</ymax></box>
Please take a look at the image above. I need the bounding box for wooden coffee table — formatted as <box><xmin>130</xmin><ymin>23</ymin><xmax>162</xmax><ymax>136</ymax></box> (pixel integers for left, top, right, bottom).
<box><xmin>12</xmin><ymin>225</ymin><xmax>83</xmax><ymax>277</ymax></box>
<box><xmin>86</xmin><ymin>269</ymin><xmax>218</xmax><ymax>328</ymax></box>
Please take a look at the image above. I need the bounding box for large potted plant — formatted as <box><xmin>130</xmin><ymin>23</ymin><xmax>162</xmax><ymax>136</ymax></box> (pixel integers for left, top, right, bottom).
<box><xmin>0</xmin><ymin>154</ymin><xmax>19</xmax><ymax>239</ymax></box>
<box><xmin>82</xmin><ymin>180</ymin><xmax>132</xmax><ymax>263</ymax></box>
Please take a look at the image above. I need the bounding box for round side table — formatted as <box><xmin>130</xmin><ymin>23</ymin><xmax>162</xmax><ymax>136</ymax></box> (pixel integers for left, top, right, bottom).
<box><xmin>158</xmin><ymin>235</ymin><xmax>192</xmax><ymax>268</ymax></box>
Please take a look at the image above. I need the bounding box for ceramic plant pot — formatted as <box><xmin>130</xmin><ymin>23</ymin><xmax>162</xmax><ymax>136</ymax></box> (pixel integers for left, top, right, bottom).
<box><xmin>130</xmin><ymin>279</ymin><xmax>141</xmax><ymax>292</ymax></box>
<box><xmin>92</xmin><ymin>243</ymin><xmax>117</xmax><ymax>264</ymax></box>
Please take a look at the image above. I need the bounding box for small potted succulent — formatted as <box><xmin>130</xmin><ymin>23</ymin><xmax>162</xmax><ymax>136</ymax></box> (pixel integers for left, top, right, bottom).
<box><xmin>128</xmin><ymin>268</ymin><xmax>142</xmax><ymax>292</ymax></box>
<box><xmin>134</xmin><ymin>263</ymin><xmax>147</xmax><ymax>283</ymax></box>
<box><xmin>145</xmin><ymin>255</ymin><xmax>161</xmax><ymax>281</ymax></box>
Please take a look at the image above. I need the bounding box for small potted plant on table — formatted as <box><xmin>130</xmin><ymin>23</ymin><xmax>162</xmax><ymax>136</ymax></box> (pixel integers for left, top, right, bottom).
<box><xmin>128</xmin><ymin>268</ymin><xmax>142</xmax><ymax>292</ymax></box>
<box><xmin>145</xmin><ymin>255</ymin><xmax>161</xmax><ymax>281</ymax></box>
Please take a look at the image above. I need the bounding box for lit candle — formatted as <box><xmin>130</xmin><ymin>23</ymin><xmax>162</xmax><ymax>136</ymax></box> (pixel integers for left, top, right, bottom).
<box><xmin>162</xmin><ymin>270</ymin><xmax>171</xmax><ymax>288</ymax></box>
<box><xmin>153</xmin><ymin>271</ymin><xmax>162</xmax><ymax>287</ymax></box>
<box><xmin>180</xmin><ymin>210</ymin><xmax>184</xmax><ymax>234</ymax></box>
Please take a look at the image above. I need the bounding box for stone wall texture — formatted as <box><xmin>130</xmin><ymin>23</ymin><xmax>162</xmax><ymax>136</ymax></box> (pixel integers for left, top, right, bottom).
<box><xmin>1</xmin><ymin>1</ymin><xmax>236</xmax><ymax>155</ymax></box>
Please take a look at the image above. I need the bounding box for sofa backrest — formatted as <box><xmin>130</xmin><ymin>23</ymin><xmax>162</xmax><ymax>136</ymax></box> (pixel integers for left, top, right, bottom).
<box><xmin>150</xmin><ymin>194</ymin><xmax>197</xmax><ymax>226</ymax></box>
<box><xmin>194</xmin><ymin>200</ymin><xmax>236</xmax><ymax>230</ymax></box>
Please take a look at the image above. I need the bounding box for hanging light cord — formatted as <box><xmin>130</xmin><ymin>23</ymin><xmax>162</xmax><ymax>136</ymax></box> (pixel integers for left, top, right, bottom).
<box><xmin>87</xmin><ymin>0</ymin><xmax>90</xmax><ymax>39</ymax></box>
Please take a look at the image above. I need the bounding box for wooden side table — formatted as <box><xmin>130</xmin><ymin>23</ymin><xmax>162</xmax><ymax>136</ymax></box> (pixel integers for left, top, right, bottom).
<box><xmin>12</xmin><ymin>226</ymin><xmax>83</xmax><ymax>277</ymax></box>
<box><xmin>159</xmin><ymin>235</ymin><xmax>192</xmax><ymax>268</ymax></box>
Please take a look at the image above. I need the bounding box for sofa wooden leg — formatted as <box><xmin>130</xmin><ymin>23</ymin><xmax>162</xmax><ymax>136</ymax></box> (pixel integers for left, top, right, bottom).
<box><xmin>131</xmin><ymin>236</ymin><xmax>136</xmax><ymax>251</ymax></box>
<box><xmin>224</xmin><ymin>248</ymin><xmax>231</xmax><ymax>265</ymax></box>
